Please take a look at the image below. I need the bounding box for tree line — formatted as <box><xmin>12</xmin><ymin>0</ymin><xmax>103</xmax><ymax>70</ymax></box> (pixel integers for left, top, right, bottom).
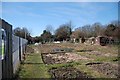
<box><xmin>13</xmin><ymin>20</ymin><xmax>120</xmax><ymax>44</ymax></box>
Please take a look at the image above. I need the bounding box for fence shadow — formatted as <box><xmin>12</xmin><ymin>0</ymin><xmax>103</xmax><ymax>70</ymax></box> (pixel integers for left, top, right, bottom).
<box><xmin>23</xmin><ymin>62</ymin><xmax>44</xmax><ymax>65</ymax></box>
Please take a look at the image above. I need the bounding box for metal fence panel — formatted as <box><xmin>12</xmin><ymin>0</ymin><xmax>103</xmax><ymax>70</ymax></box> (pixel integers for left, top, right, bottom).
<box><xmin>12</xmin><ymin>35</ymin><xmax>19</xmax><ymax>53</ymax></box>
<box><xmin>12</xmin><ymin>35</ymin><xmax>20</xmax><ymax>74</ymax></box>
<box><xmin>0</xmin><ymin>19</ymin><xmax>28</xmax><ymax>79</ymax></box>
<box><xmin>20</xmin><ymin>38</ymin><xmax>27</xmax><ymax>61</ymax></box>
<box><xmin>12</xmin><ymin>35</ymin><xmax>28</xmax><ymax>74</ymax></box>
<box><xmin>20</xmin><ymin>38</ymin><xmax>23</xmax><ymax>61</ymax></box>
<box><xmin>1</xmin><ymin>19</ymin><xmax>13</xmax><ymax>79</ymax></box>
<box><xmin>22</xmin><ymin>38</ymin><xmax>28</xmax><ymax>46</ymax></box>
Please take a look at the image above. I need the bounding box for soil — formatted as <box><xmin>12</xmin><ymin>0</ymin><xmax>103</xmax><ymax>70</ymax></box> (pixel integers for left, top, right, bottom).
<box><xmin>41</xmin><ymin>52</ymin><xmax>91</xmax><ymax>64</ymax></box>
<box><xmin>26</xmin><ymin>46</ymin><xmax>34</xmax><ymax>53</ymax></box>
<box><xmin>77</xmin><ymin>50</ymin><xmax>117</xmax><ymax>58</ymax></box>
<box><xmin>49</xmin><ymin>67</ymin><xmax>93</xmax><ymax>79</ymax></box>
<box><xmin>52</xmin><ymin>48</ymin><xmax>74</xmax><ymax>53</ymax></box>
<box><xmin>86</xmin><ymin>62</ymin><xmax>119</xmax><ymax>78</ymax></box>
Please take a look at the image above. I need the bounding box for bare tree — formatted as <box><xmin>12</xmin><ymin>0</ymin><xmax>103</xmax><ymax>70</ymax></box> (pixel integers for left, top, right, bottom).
<box><xmin>71</xmin><ymin>30</ymin><xmax>84</xmax><ymax>39</ymax></box>
<box><xmin>55</xmin><ymin>23</ymin><xmax>72</xmax><ymax>41</ymax></box>
<box><xmin>41</xmin><ymin>30</ymin><xmax>52</xmax><ymax>42</ymax></box>
<box><xmin>45</xmin><ymin>25</ymin><xmax>54</xmax><ymax>35</ymax></box>
<box><xmin>13</xmin><ymin>27</ymin><xmax>30</xmax><ymax>39</ymax></box>
<box><xmin>91</xmin><ymin>23</ymin><xmax>104</xmax><ymax>37</ymax></box>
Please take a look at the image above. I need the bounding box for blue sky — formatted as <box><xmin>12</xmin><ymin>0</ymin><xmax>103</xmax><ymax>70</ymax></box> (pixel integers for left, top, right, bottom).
<box><xmin>1</xmin><ymin>2</ymin><xmax>118</xmax><ymax>37</ymax></box>
<box><xmin>2</xmin><ymin>0</ymin><xmax>120</xmax><ymax>2</ymax></box>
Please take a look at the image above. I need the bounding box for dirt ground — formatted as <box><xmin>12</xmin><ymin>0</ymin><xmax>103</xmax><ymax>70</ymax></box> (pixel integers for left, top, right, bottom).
<box><xmin>22</xmin><ymin>42</ymin><xmax>119</xmax><ymax>78</ymax></box>
<box><xmin>42</xmin><ymin>52</ymin><xmax>92</xmax><ymax>64</ymax></box>
<box><xmin>49</xmin><ymin>67</ymin><xmax>92</xmax><ymax>79</ymax></box>
<box><xmin>86</xmin><ymin>62</ymin><xmax>119</xmax><ymax>78</ymax></box>
<box><xmin>26</xmin><ymin>45</ymin><xmax>34</xmax><ymax>53</ymax></box>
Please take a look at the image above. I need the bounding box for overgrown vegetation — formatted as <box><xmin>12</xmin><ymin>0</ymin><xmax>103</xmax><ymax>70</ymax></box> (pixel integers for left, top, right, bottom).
<box><xmin>18</xmin><ymin>43</ymin><xmax>119</xmax><ymax>78</ymax></box>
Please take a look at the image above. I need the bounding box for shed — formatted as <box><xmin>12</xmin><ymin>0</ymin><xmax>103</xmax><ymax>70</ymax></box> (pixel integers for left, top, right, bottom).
<box><xmin>95</xmin><ymin>36</ymin><xmax>109</xmax><ymax>46</ymax></box>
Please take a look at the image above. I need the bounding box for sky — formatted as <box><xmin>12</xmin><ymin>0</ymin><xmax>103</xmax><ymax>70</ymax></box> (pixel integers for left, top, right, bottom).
<box><xmin>2</xmin><ymin>0</ymin><xmax>120</xmax><ymax>2</ymax></box>
<box><xmin>1</xmin><ymin>2</ymin><xmax>119</xmax><ymax>37</ymax></box>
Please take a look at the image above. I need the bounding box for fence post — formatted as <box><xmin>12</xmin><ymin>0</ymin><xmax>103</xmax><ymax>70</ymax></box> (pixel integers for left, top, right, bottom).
<box><xmin>0</xmin><ymin>24</ymin><xmax>2</xmax><ymax>80</ymax></box>
<box><xmin>1</xmin><ymin>19</ymin><xmax>13</xmax><ymax>79</ymax></box>
<box><xmin>19</xmin><ymin>37</ymin><xmax>21</xmax><ymax>62</ymax></box>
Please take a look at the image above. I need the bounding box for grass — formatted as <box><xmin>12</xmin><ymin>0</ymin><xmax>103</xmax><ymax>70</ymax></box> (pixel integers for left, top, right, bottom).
<box><xmin>76</xmin><ymin>52</ymin><xmax>117</xmax><ymax>63</ymax></box>
<box><xmin>19</xmin><ymin>53</ymin><xmax>51</xmax><ymax>78</ymax></box>
<box><xmin>46</xmin><ymin>61</ymin><xmax>81</xmax><ymax>70</ymax></box>
<box><xmin>18</xmin><ymin>43</ymin><xmax>119</xmax><ymax>78</ymax></box>
<box><xmin>74</xmin><ymin>65</ymin><xmax>108</xmax><ymax>78</ymax></box>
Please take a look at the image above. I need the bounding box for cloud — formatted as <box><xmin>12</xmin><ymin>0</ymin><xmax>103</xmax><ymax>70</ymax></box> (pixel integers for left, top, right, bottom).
<box><xmin>2</xmin><ymin>0</ymin><xmax>120</xmax><ymax>2</ymax></box>
<box><xmin>2</xmin><ymin>2</ymin><xmax>114</xmax><ymax>21</ymax></box>
<box><xmin>45</xmin><ymin>3</ymin><xmax>108</xmax><ymax>20</ymax></box>
<box><xmin>2</xmin><ymin>6</ymin><xmax>44</xmax><ymax>18</ymax></box>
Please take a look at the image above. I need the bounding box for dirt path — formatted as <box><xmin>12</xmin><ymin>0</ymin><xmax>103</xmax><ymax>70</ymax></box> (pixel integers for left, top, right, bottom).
<box><xmin>18</xmin><ymin>46</ymin><xmax>50</xmax><ymax>78</ymax></box>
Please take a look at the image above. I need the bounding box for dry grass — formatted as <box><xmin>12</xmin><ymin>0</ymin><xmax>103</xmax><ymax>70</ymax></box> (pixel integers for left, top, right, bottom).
<box><xmin>19</xmin><ymin>42</ymin><xmax>119</xmax><ymax>78</ymax></box>
<box><xmin>38</xmin><ymin>42</ymin><xmax>118</xmax><ymax>54</ymax></box>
